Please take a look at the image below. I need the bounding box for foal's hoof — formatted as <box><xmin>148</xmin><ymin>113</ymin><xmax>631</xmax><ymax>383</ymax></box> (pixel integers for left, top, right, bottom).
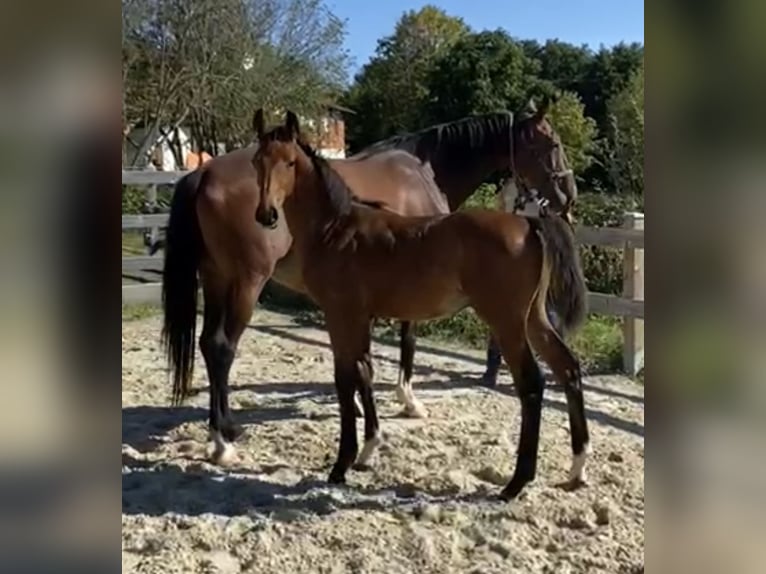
<box><xmin>222</xmin><ymin>422</ymin><xmax>245</xmax><ymax>442</ymax></box>
<box><xmin>558</xmin><ymin>477</ymin><xmax>587</xmax><ymax>492</ymax></box>
<box><xmin>398</xmin><ymin>403</ymin><xmax>428</xmax><ymax>419</ymax></box>
<box><xmin>499</xmin><ymin>477</ymin><xmax>530</xmax><ymax>501</ymax></box>
<box><xmin>352</xmin><ymin>462</ymin><xmax>373</xmax><ymax>472</ymax></box>
<box><xmin>328</xmin><ymin>466</ymin><xmax>347</xmax><ymax>484</ymax></box>
<box><xmin>209</xmin><ymin>442</ymin><xmax>237</xmax><ymax>467</ymax></box>
<box><xmin>480</xmin><ymin>372</ymin><xmax>498</xmax><ymax>388</ymax></box>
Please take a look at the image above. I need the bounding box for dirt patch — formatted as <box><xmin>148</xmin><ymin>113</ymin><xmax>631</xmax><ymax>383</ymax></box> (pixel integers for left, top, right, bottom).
<box><xmin>123</xmin><ymin>308</ymin><xmax>644</xmax><ymax>573</ymax></box>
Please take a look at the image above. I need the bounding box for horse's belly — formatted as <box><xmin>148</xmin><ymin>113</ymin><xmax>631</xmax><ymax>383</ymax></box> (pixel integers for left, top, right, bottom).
<box><xmin>372</xmin><ymin>281</ymin><xmax>469</xmax><ymax>322</ymax></box>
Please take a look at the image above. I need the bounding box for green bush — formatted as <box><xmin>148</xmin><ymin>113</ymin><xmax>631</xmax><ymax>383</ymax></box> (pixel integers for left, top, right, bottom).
<box><xmin>573</xmin><ymin>192</ymin><xmax>642</xmax><ymax>295</ymax></box>
<box><xmin>122</xmin><ymin>184</ymin><xmax>175</xmax><ymax>214</ymax></box>
<box><xmin>122</xmin><ymin>186</ymin><xmax>145</xmax><ymax>214</ymax></box>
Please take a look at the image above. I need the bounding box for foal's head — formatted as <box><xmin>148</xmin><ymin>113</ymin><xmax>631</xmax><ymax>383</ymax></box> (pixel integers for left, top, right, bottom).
<box><xmin>251</xmin><ymin>108</ymin><xmax>301</xmax><ymax>229</ymax></box>
<box><xmin>512</xmin><ymin>96</ymin><xmax>578</xmax><ymax>219</ymax></box>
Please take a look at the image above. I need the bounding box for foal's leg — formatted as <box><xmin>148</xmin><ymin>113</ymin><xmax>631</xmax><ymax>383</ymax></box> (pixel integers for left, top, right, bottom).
<box><xmin>327</xmin><ymin>315</ymin><xmax>379</xmax><ymax>484</ymax></box>
<box><xmin>527</xmin><ymin>309</ymin><xmax>590</xmax><ymax>489</ymax></box>
<box><xmin>395</xmin><ymin>321</ymin><xmax>428</xmax><ymax>418</ymax></box>
<box><xmin>328</xmin><ymin>356</ymin><xmax>360</xmax><ymax>484</ymax></box>
<box><xmin>480</xmin><ymin>334</ymin><xmax>503</xmax><ymax>387</ymax></box>
<box><xmin>352</xmin><ymin>347</ymin><xmax>381</xmax><ymax>471</ymax></box>
<box><xmin>491</xmin><ymin>325</ymin><xmax>547</xmax><ymax>501</ymax></box>
<box><xmin>200</xmin><ymin>273</ymin><xmax>266</xmax><ymax>465</ymax></box>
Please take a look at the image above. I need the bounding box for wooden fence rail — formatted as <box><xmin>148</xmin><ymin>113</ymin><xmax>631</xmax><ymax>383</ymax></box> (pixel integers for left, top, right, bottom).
<box><xmin>122</xmin><ymin>170</ymin><xmax>644</xmax><ymax>375</ymax></box>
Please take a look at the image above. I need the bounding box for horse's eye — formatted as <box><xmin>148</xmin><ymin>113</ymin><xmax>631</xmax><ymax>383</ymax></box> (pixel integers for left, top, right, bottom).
<box><xmin>287</xmin><ymin>160</ymin><xmax>296</xmax><ymax>168</ymax></box>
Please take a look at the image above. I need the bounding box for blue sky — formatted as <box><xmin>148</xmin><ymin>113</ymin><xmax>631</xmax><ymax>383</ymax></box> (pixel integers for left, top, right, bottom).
<box><xmin>327</xmin><ymin>0</ymin><xmax>644</xmax><ymax>76</ymax></box>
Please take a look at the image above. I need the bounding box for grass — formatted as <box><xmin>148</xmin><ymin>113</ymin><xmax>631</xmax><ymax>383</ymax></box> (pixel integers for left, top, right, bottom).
<box><xmin>122</xmin><ymin>232</ymin><xmax>146</xmax><ymax>255</ymax></box>
<box><xmin>122</xmin><ymin>303</ymin><xmax>161</xmax><ymax>321</ymax></box>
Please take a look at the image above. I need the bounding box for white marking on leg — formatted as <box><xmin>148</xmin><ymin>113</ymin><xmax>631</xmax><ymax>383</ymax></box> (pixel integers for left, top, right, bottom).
<box><xmin>568</xmin><ymin>442</ymin><xmax>590</xmax><ymax>483</ymax></box>
<box><xmin>356</xmin><ymin>434</ymin><xmax>382</xmax><ymax>466</ymax></box>
<box><xmin>353</xmin><ymin>393</ymin><xmax>364</xmax><ymax>415</ymax></box>
<box><xmin>208</xmin><ymin>430</ymin><xmax>236</xmax><ymax>467</ymax></box>
<box><xmin>406</xmin><ymin>384</ymin><xmax>428</xmax><ymax>418</ymax></box>
<box><xmin>395</xmin><ymin>377</ymin><xmax>427</xmax><ymax>418</ymax></box>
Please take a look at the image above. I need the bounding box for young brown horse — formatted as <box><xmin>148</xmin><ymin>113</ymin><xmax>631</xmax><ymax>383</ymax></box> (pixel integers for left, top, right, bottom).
<box><xmin>161</xmin><ymin>102</ymin><xmax>579</xmax><ymax>464</ymax></box>
<box><xmin>251</xmin><ymin>111</ymin><xmax>589</xmax><ymax>500</ymax></box>
<box><xmin>357</xmin><ymin>99</ymin><xmax>581</xmax><ymax>409</ymax></box>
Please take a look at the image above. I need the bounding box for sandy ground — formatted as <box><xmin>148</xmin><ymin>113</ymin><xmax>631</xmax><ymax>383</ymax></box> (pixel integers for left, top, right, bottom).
<box><xmin>122</xmin><ymin>308</ymin><xmax>644</xmax><ymax>574</ymax></box>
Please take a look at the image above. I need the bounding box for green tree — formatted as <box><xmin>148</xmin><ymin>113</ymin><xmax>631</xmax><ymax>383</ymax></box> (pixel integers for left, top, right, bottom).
<box><xmin>343</xmin><ymin>5</ymin><xmax>468</xmax><ymax>149</ymax></box>
<box><xmin>603</xmin><ymin>64</ymin><xmax>644</xmax><ymax>197</ymax></box>
<box><xmin>521</xmin><ymin>39</ymin><xmax>592</xmax><ymax>96</ymax></box>
<box><xmin>424</xmin><ymin>29</ymin><xmax>540</xmax><ymax>122</ymax></box>
<box><xmin>547</xmin><ymin>91</ymin><xmax>598</xmax><ymax>178</ymax></box>
<box><xmin>579</xmin><ymin>42</ymin><xmax>644</xmax><ymax>129</ymax></box>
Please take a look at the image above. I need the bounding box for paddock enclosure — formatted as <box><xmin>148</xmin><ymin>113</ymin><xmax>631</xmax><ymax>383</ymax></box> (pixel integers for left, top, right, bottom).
<box><xmin>122</xmin><ymin>306</ymin><xmax>644</xmax><ymax>573</ymax></box>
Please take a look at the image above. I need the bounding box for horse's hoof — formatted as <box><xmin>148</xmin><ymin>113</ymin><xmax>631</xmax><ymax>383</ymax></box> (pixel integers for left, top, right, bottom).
<box><xmin>480</xmin><ymin>372</ymin><xmax>498</xmax><ymax>388</ymax></box>
<box><xmin>398</xmin><ymin>402</ymin><xmax>428</xmax><ymax>419</ymax></box>
<box><xmin>222</xmin><ymin>422</ymin><xmax>245</xmax><ymax>442</ymax></box>
<box><xmin>559</xmin><ymin>477</ymin><xmax>587</xmax><ymax>492</ymax></box>
<box><xmin>499</xmin><ymin>477</ymin><xmax>530</xmax><ymax>501</ymax></box>
<box><xmin>352</xmin><ymin>462</ymin><xmax>373</xmax><ymax>472</ymax></box>
<box><xmin>209</xmin><ymin>443</ymin><xmax>237</xmax><ymax>467</ymax></box>
<box><xmin>328</xmin><ymin>466</ymin><xmax>347</xmax><ymax>484</ymax></box>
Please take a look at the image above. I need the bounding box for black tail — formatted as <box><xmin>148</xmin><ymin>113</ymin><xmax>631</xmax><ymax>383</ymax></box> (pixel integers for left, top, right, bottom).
<box><xmin>161</xmin><ymin>170</ymin><xmax>203</xmax><ymax>406</ymax></box>
<box><xmin>532</xmin><ymin>214</ymin><xmax>588</xmax><ymax>334</ymax></box>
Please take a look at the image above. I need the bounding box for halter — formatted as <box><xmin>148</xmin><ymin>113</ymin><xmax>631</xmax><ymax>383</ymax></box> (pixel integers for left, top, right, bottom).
<box><xmin>506</xmin><ymin>114</ymin><xmax>575</xmax><ymax>226</ymax></box>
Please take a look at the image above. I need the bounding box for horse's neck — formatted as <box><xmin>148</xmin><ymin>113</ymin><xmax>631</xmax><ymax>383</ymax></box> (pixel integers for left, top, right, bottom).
<box><xmin>432</xmin><ymin>133</ymin><xmax>508</xmax><ymax>210</ymax></box>
<box><xmin>438</xmin><ymin>152</ymin><xmax>505</xmax><ymax>210</ymax></box>
<box><xmin>283</xmin><ymin>161</ymin><xmax>335</xmax><ymax>246</ymax></box>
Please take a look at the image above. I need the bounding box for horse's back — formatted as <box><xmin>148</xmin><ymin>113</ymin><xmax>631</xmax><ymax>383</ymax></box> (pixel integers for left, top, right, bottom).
<box><xmin>331</xmin><ymin>150</ymin><xmax>448</xmax><ymax>216</ymax></box>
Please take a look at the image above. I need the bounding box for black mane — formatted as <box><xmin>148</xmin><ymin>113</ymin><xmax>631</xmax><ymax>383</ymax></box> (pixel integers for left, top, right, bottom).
<box><xmin>297</xmin><ymin>140</ymin><xmax>386</xmax><ymax>216</ymax></box>
<box><xmin>354</xmin><ymin>112</ymin><xmax>515</xmax><ymax>164</ymax></box>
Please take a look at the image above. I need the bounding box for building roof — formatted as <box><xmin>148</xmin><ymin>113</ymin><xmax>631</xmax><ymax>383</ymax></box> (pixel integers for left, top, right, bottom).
<box><xmin>325</xmin><ymin>102</ymin><xmax>356</xmax><ymax>115</ymax></box>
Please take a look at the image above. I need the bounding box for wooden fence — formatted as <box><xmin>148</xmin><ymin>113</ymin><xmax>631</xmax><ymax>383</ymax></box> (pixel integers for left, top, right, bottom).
<box><xmin>122</xmin><ymin>170</ymin><xmax>644</xmax><ymax>375</ymax></box>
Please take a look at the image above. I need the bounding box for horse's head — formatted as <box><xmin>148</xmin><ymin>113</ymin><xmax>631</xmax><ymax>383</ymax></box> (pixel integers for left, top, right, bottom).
<box><xmin>511</xmin><ymin>96</ymin><xmax>577</xmax><ymax>223</ymax></box>
<box><xmin>251</xmin><ymin>108</ymin><xmax>301</xmax><ymax>229</ymax></box>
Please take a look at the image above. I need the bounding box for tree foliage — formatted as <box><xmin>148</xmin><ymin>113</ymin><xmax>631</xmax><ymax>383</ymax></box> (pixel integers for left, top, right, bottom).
<box><xmin>603</xmin><ymin>63</ymin><xmax>644</xmax><ymax>196</ymax></box>
<box><xmin>424</xmin><ymin>30</ymin><xmax>540</xmax><ymax>122</ymax></box>
<box><xmin>342</xmin><ymin>18</ymin><xmax>641</xmax><ymax>194</ymax></box>
<box><xmin>342</xmin><ymin>5</ymin><xmax>468</xmax><ymax>150</ymax></box>
<box><xmin>547</xmin><ymin>91</ymin><xmax>598</xmax><ymax>177</ymax></box>
<box><xmin>122</xmin><ymin>0</ymin><xmax>348</xmax><ymax>165</ymax></box>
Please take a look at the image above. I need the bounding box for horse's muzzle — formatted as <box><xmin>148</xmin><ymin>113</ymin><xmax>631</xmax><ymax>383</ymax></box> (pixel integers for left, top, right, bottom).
<box><xmin>256</xmin><ymin>206</ymin><xmax>279</xmax><ymax>229</ymax></box>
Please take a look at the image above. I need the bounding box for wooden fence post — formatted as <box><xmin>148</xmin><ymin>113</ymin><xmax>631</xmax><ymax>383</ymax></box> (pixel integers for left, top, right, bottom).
<box><xmin>145</xmin><ymin>163</ymin><xmax>158</xmax><ymax>255</ymax></box>
<box><xmin>622</xmin><ymin>212</ymin><xmax>644</xmax><ymax>375</ymax></box>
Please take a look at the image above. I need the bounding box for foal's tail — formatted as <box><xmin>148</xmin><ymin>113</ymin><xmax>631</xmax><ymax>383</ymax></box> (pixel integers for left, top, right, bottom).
<box><xmin>161</xmin><ymin>170</ymin><xmax>203</xmax><ymax>406</ymax></box>
<box><xmin>530</xmin><ymin>214</ymin><xmax>588</xmax><ymax>334</ymax></box>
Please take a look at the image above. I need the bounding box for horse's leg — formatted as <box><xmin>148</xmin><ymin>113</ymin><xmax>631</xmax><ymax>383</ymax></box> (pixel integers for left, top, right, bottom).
<box><xmin>480</xmin><ymin>334</ymin><xmax>503</xmax><ymax>387</ymax></box>
<box><xmin>200</xmin><ymin>272</ymin><xmax>266</xmax><ymax>466</ymax></box>
<box><xmin>395</xmin><ymin>321</ymin><xmax>428</xmax><ymax>418</ymax></box>
<box><xmin>527</xmin><ymin>308</ymin><xmax>590</xmax><ymax>489</ymax></box>
<box><xmin>326</xmin><ymin>314</ymin><xmax>376</xmax><ymax>484</ymax></box>
<box><xmin>351</xmin><ymin>336</ymin><xmax>381</xmax><ymax>471</ymax></box>
<box><xmin>491</xmin><ymin>323</ymin><xmax>546</xmax><ymax>501</ymax></box>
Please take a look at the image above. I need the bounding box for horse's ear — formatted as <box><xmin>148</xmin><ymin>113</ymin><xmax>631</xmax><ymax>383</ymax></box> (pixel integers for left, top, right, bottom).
<box><xmin>253</xmin><ymin>108</ymin><xmax>265</xmax><ymax>139</ymax></box>
<box><xmin>285</xmin><ymin>110</ymin><xmax>300</xmax><ymax>139</ymax></box>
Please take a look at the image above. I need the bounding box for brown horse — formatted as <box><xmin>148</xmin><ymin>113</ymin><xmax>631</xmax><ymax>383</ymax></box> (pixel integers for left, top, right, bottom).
<box><xmin>250</xmin><ymin>110</ymin><xmax>589</xmax><ymax>500</ymax></box>
<box><xmin>349</xmin><ymin>99</ymin><xmax>581</xmax><ymax>407</ymax></box>
<box><xmin>161</xmin><ymin>102</ymin><xmax>579</xmax><ymax>464</ymax></box>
